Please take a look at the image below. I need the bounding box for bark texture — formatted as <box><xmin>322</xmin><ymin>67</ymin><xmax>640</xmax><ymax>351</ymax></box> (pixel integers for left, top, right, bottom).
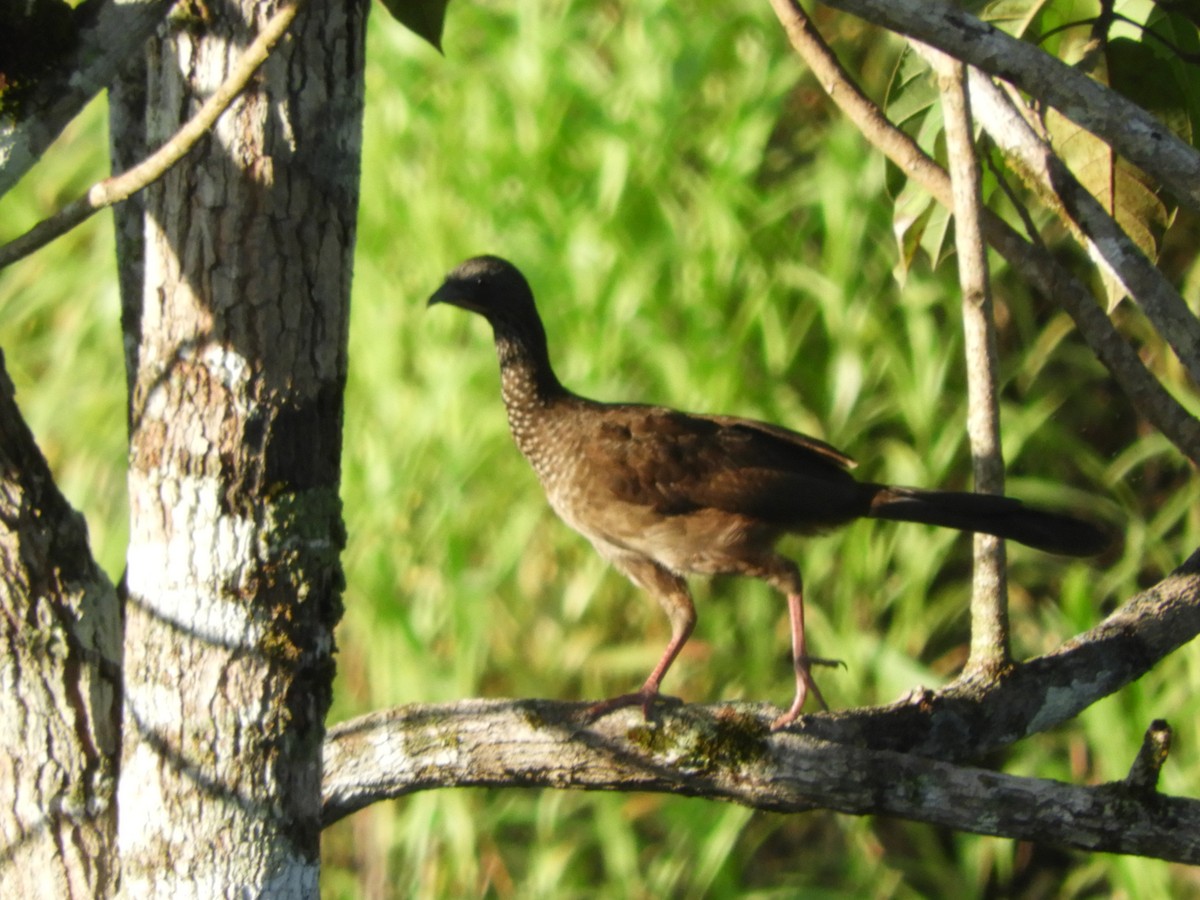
<box><xmin>0</xmin><ymin>0</ymin><xmax>174</xmax><ymax>197</ymax></box>
<box><xmin>324</xmin><ymin>549</ymin><xmax>1200</xmax><ymax>862</ymax></box>
<box><xmin>0</xmin><ymin>353</ymin><xmax>121</xmax><ymax>898</ymax></box>
<box><xmin>115</xmin><ymin>1</ymin><xmax>367</xmax><ymax>894</ymax></box>
<box><xmin>325</xmin><ymin>699</ymin><xmax>1200</xmax><ymax>862</ymax></box>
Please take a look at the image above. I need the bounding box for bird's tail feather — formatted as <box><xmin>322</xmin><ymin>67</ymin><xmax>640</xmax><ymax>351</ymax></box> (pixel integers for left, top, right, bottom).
<box><xmin>866</xmin><ymin>485</ymin><xmax>1110</xmax><ymax>557</ymax></box>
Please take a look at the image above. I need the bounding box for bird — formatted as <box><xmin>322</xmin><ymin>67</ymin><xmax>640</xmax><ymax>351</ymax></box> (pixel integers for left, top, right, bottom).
<box><xmin>428</xmin><ymin>255</ymin><xmax>1110</xmax><ymax>730</ymax></box>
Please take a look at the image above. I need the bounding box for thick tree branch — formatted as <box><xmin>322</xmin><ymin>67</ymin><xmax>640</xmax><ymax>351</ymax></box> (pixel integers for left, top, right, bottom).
<box><xmin>805</xmin><ymin>547</ymin><xmax>1200</xmax><ymax>758</ymax></box>
<box><xmin>813</xmin><ymin>0</ymin><xmax>1200</xmax><ymax>216</ymax></box>
<box><xmin>324</xmin><ymin>550</ymin><xmax>1200</xmax><ymax>860</ymax></box>
<box><xmin>0</xmin><ymin>0</ymin><xmax>173</xmax><ymax>199</ymax></box>
<box><xmin>323</xmin><ymin>707</ymin><xmax>1200</xmax><ymax>862</ymax></box>
<box><xmin>768</xmin><ymin>0</ymin><xmax>1200</xmax><ymax>466</ymax></box>
<box><xmin>0</xmin><ymin>2</ymin><xmax>301</xmax><ymax>271</ymax></box>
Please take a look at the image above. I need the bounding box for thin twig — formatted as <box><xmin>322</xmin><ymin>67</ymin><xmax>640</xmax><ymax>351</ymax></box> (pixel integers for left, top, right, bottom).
<box><xmin>0</xmin><ymin>2</ymin><xmax>301</xmax><ymax>271</ymax></box>
<box><xmin>983</xmin><ymin>148</ymin><xmax>1042</xmax><ymax>247</ymax></box>
<box><xmin>928</xmin><ymin>49</ymin><xmax>1009</xmax><ymax>674</ymax></box>
<box><xmin>1124</xmin><ymin>719</ymin><xmax>1172</xmax><ymax>793</ymax></box>
<box><xmin>767</xmin><ymin>0</ymin><xmax>1200</xmax><ymax>466</ymax></box>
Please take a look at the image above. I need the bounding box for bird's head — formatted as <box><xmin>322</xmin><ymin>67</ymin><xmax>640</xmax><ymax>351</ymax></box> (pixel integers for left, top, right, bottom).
<box><xmin>427</xmin><ymin>255</ymin><xmax>537</xmax><ymax>327</ymax></box>
<box><xmin>428</xmin><ymin>255</ymin><xmax>557</xmax><ymax>381</ymax></box>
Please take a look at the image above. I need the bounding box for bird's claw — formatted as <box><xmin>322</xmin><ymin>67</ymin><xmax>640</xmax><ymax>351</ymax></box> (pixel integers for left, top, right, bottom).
<box><xmin>803</xmin><ymin>654</ymin><xmax>847</xmax><ymax>671</ymax></box>
<box><xmin>770</xmin><ymin>710</ymin><xmax>802</xmax><ymax>731</ymax></box>
<box><xmin>771</xmin><ymin>655</ymin><xmax>842</xmax><ymax>731</ymax></box>
<box><xmin>584</xmin><ymin>690</ymin><xmax>683</xmax><ymax>723</ymax></box>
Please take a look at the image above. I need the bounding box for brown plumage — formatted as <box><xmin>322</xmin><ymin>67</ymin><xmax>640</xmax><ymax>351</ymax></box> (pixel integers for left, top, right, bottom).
<box><xmin>429</xmin><ymin>255</ymin><xmax>1109</xmax><ymax>729</ymax></box>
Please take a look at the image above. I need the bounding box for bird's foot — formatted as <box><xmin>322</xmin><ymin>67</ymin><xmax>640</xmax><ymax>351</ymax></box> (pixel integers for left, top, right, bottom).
<box><xmin>770</xmin><ymin>708</ymin><xmax>803</xmax><ymax>731</ymax></box>
<box><xmin>770</xmin><ymin>657</ymin><xmax>841</xmax><ymax>731</ymax></box>
<box><xmin>771</xmin><ymin>690</ymin><xmax>820</xmax><ymax>731</ymax></box>
<box><xmin>584</xmin><ymin>689</ymin><xmax>683</xmax><ymax>723</ymax></box>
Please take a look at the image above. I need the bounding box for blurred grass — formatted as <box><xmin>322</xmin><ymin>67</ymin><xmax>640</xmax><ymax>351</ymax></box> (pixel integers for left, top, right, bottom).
<box><xmin>0</xmin><ymin>97</ymin><xmax>127</xmax><ymax>577</ymax></box>
<box><xmin>2</xmin><ymin>0</ymin><xmax>1200</xmax><ymax>896</ymax></box>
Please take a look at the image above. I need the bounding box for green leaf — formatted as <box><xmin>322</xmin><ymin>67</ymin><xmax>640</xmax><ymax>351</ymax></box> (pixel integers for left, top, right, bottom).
<box><xmin>1046</xmin><ymin>36</ymin><xmax>1178</xmax><ymax>309</ymax></box>
<box><xmin>1107</xmin><ymin>36</ymin><xmax>1192</xmax><ymax>148</ymax></box>
<box><xmin>378</xmin><ymin>0</ymin><xmax>450</xmax><ymax>52</ymax></box>
<box><xmin>884</xmin><ymin>47</ymin><xmax>952</xmax><ymax>276</ymax></box>
<box><xmin>978</xmin><ymin>0</ymin><xmax>1059</xmax><ymax>40</ymax></box>
<box><xmin>1045</xmin><ymin>103</ymin><xmax>1169</xmax><ymax>309</ymax></box>
<box><xmin>1142</xmin><ymin>4</ymin><xmax>1200</xmax><ymax>152</ymax></box>
<box><xmin>884</xmin><ymin>46</ymin><xmax>938</xmax><ymax>132</ymax></box>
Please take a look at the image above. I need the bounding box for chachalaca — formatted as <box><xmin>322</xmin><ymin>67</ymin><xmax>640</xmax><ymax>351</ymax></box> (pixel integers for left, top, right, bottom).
<box><xmin>429</xmin><ymin>255</ymin><xmax>1109</xmax><ymax>730</ymax></box>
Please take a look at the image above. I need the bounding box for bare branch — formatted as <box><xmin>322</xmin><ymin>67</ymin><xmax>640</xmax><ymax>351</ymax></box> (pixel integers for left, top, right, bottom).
<box><xmin>1125</xmin><ymin>720</ymin><xmax>1172</xmax><ymax>793</ymax></box>
<box><xmin>930</xmin><ymin>49</ymin><xmax>1010</xmax><ymax>674</ymax></box>
<box><xmin>813</xmin><ymin>0</ymin><xmax>1200</xmax><ymax>215</ymax></box>
<box><xmin>813</xmin><ymin>547</ymin><xmax>1200</xmax><ymax>758</ymax></box>
<box><xmin>323</xmin><ymin>705</ymin><xmax>1200</xmax><ymax>862</ymax></box>
<box><xmin>767</xmin><ymin>0</ymin><xmax>1200</xmax><ymax>466</ymax></box>
<box><xmin>0</xmin><ymin>0</ymin><xmax>173</xmax><ymax>199</ymax></box>
<box><xmin>0</xmin><ymin>2</ymin><xmax>301</xmax><ymax>271</ymax></box>
<box><xmin>324</xmin><ymin>550</ymin><xmax>1200</xmax><ymax>859</ymax></box>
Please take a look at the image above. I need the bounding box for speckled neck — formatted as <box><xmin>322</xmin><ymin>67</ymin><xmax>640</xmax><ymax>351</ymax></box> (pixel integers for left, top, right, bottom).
<box><xmin>491</xmin><ymin>323</ymin><xmax>570</xmax><ymax>476</ymax></box>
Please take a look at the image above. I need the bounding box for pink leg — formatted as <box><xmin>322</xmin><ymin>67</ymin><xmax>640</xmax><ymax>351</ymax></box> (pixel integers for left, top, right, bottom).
<box><xmin>587</xmin><ymin>560</ymin><xmax>694</xmax><ymax>722</ymax></box>
<box><xmin>585</xmin><ymin>613</ymin><xmax>693</xmax><ymax>720</ymax></box>
<box><xmin>771</xmin><ymin>588</ymin><xmax>833</xmax><ymax>731</ymax></box>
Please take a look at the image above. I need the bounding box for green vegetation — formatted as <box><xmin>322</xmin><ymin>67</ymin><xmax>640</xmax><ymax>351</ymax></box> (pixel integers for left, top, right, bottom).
<box><xmin>1</xmin><ymin>0</ymin><xmax>1198</xmax><ymax>895</ymax></box>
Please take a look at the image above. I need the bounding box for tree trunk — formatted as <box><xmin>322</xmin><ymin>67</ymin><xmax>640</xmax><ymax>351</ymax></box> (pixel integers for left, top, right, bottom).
<box><xmin>115</xmin><ymin>0</ymin><xmax>367</xmax><ymax>893</ymax></box>
<box><xmin>0</xmin><ymin>353</ymin><xmax>121</xmax><ymax>898</ymax></box>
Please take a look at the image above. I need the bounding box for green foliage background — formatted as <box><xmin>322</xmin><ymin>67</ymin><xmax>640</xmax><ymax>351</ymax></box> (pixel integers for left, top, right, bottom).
<box><xmin>1</xmin><ymin>0</ymin><xmax>1199</xmax><ymax>896</ymax></box>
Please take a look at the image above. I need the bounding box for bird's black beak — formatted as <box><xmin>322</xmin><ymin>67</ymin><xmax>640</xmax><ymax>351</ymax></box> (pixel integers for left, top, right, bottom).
<box><xmin>427</xmin><ymin>282</ymin><xmax>455</xmax><ymax>308</ymax></box>
<box><xmin>428</xmin><ymin>280</ymin><xmax>487</xmax><ymax>316</ymax></box>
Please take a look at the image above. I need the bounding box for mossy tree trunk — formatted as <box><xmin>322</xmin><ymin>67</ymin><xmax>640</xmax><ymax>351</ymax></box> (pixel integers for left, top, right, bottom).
<box><xmin>2</xmin><ymin>0</ymin><xmax>367</xmax><ymax>892</ymax></box>
<box><xmin>112</xmin><ymin>0</ymin><xmax>366</xmax><ymax>893</ymax></box>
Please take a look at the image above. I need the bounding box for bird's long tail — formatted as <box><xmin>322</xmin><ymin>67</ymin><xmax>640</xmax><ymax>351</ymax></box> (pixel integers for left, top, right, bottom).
<box><xmin>866</xmin><ymin>485</ymin><xmax>1110</xmax><ymax>556</ymax></box>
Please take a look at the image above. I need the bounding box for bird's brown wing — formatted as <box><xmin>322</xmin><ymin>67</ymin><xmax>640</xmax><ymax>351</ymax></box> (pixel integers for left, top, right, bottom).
<box><xmin>697</xmin><ymin>413</ymin><xmax>857</xmax><ymax>469</ymax></box>
<box><xmin>581</xmin><ymin>404</ymin><xmax>871</xmax><ymax>529</ymax></box>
